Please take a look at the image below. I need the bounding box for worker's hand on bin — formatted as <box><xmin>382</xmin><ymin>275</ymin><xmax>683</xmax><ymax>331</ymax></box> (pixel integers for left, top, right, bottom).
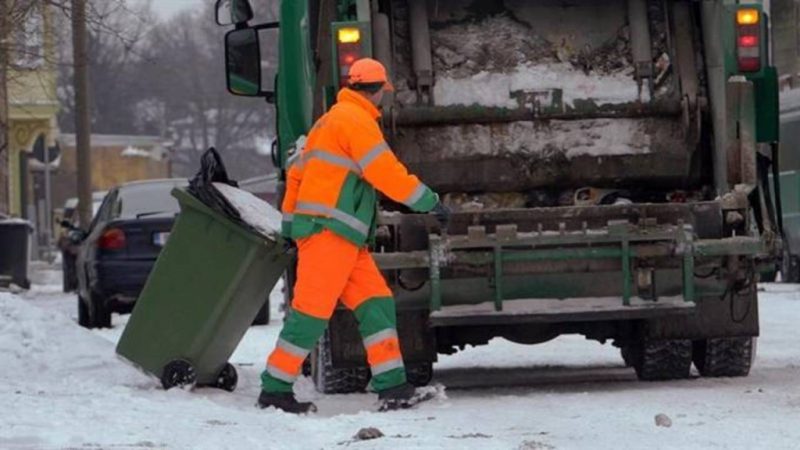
<box><xmin>431</xmin><ymin>202</ymin><xmax>451</xmax><ymax>231</ymax></box>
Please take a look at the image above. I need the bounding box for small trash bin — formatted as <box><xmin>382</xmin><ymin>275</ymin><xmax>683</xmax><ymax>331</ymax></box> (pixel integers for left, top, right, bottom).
<box><xmin>0</xmin><ymin>218</ymin><xmax>33</xmax><ymax>289</ymax></box>
<box><xmin>115</xmin><ymin>185</ymin><xmax>290</xmax><ymax>391</ymax></box>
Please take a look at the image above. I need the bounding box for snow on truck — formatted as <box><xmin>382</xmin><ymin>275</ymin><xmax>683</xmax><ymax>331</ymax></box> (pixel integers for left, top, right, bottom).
<box><xmin>215</xmin><ymin>0</ymin><xmax>781</xmax><ymax>392</ymax></box>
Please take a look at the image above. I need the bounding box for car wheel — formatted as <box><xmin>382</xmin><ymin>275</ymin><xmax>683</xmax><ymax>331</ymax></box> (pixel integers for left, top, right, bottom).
<box><xmin>89</xmin><ymin>293</ymin><xmax>112</xmax><ymax>328</ymax></box>
<box><xmin>77</xmin><ymin>295</ymin><xmax>92</xmax><ymax>328</ymax></box>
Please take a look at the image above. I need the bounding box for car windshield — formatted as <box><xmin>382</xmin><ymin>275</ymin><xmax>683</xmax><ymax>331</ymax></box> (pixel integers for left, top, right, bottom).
<box><xmin>114</xmin><ymin>180</ymin><xmax>187</xmax><ymax>219</ymax></box>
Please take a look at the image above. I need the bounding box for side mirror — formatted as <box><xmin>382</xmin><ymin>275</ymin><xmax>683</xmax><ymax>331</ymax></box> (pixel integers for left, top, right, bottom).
<box><xmin>215</xmin><ymin>0</ymin><xmax>254</xmax><ymax>26</ymax></box>
<box><xmin>224</xmin><ymin>25</ymin><xmax>278</xmax><ymax>101</ymax></box>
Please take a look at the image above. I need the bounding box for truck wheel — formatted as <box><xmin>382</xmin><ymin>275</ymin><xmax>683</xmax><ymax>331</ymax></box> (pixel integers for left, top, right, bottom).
<box><xmin>620</xmin><ymin>345</ymin><xmax>635</xmax><ymax>367</ymax></box>
<box><xmin>311</xmin><ymin>330</ymin><xmax>370</xmax><ymax>394</ymax></box>
<box><xmin>252</xmin><ymin>299</ymin><xmax>270</xmax><ymax>325</ymax></box>
<box><xmin>406</xmin><ymin>363</ymin><xmax>433</xmax><ymax>387</ymax></box>
<box><xmin>632</xmin><ymin>339</ymin><xmax>692</xmax><ymax>381</ymax></box>
<box><xmin>693</xmin><ymin>337</ymin><xmax>755</xmax><ymax>377</ymax></box>
<box><xmin>214</xmin><ymin>362</ymin><xmax>238</xmax><ymax>392</ymax></box>
<box><xmin>161</xmin><ymin>359</ymin><xmax>197</xmax><ymax>390</ymax></box>
<box><xmin>77</xmin><ymin>295</ymin><xmax>91</xmax><ymax>328</ymax></box>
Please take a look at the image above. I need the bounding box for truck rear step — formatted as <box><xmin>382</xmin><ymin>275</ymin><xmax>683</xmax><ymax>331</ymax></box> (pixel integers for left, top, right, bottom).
<box><xmin>429</xmin><ymin>296</ymin><xmax>694</xmax><ymax>326</ymax></box>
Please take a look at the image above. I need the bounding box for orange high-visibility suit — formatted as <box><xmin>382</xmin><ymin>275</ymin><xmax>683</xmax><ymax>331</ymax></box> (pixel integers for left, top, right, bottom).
<box><xmin>261</xmin><ymin>86</ymin><xmax>439</xmax><ymax>393</ymax></box>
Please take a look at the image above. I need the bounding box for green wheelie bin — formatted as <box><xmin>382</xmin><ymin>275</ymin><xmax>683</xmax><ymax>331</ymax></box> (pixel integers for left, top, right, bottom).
<box><xmin>116</xmin><ymin>184</ymin><xmax>290</xmax><ymax>391</ymax></box>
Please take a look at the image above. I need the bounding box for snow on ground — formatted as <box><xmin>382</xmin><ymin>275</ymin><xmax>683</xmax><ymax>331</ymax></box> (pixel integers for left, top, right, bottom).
<box><xmin>2</xmin><ymin>265</ymin><xmax>800</xmax><ymax>449</ymax></box>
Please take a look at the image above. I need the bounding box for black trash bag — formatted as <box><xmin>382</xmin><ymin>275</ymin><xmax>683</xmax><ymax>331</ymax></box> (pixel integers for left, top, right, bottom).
<box><xmin>188</xmin><ymin>147</ymin><xmax>249</xmax><ymax>228</ymax></box>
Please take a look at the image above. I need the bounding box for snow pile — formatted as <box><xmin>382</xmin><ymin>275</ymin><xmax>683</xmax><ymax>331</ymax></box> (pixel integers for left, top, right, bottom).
<box><xmin>213</xmin><ymin>182</ymin><xmax>282</xmax><ymax>240</ymax></box>
<box><xmin>400</xmin><ymin>11</ymin><xmax>645</xmax><ymax>108</ymax></box>
<box><xmin>120</xmin><ymin>145</ymin><xmax>152</xmax><ymax>158</ymax></box>
<box><xmin>5</xmin><ymin>274</ymin><xmax>800</xmax><ymax>448</ymax></box>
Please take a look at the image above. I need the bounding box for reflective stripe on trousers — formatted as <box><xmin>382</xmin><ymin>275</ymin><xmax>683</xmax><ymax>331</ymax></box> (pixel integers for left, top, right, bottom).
<box><xmin>265</xmin><ymin>338</ymin><xmax>313</xmax><ymax>384</ymax></box>
<box><xmin>363</xmin><ymin>328</ymin><xmax>404</xmax><ymax>376</ymax></box>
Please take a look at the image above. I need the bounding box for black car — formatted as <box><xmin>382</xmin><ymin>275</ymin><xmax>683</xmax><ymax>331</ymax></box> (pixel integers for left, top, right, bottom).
<box><xmin>72</xmin><ymin>179</ymin><xmax>186</xmax><ymax>328</ymax></box>
<box><xmin>71</xmin><ymin>179</ymin><xmax>271</xmax><ymax>329</ymax></box>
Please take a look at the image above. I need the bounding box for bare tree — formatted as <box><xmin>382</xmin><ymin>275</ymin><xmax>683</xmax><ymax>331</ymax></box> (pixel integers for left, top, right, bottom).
<box><xmin>0</xmin><ymin>0</ymin><xmax>147</xmax><ymax>213</ymax></box>
<box><xmin>133</xmin><ymin>3</ymin><xmax>278</xmax><ymax>179</ymax></box>
<box><xmin>57</xmin><ymin>0</ymin><xmax>154</xmax><ymax>133</ymax></box>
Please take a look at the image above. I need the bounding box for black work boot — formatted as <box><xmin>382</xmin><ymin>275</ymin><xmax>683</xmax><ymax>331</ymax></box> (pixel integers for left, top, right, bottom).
<box><xmin>377</xmin><ymin>383</ymin><xmax>417</xmax><ymax>412</ymax></box>
<box><xmin>257</xmin><ymin>391</ymin><xmax>317</xmax><ymax>414</ymax></box>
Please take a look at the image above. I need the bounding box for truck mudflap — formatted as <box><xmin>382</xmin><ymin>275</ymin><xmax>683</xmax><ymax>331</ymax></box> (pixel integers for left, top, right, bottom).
<box><xmin>374</xmin><ymin>206</ymin><xmax>768</xmax><ymax>328</ymax></box>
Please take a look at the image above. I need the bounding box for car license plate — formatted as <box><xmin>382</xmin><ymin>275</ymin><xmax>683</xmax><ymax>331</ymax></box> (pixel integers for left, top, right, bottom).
<box><xmin>152</xmin><ymin>232</ymin><xmax>170</xmax><ymax>247</ymax></box>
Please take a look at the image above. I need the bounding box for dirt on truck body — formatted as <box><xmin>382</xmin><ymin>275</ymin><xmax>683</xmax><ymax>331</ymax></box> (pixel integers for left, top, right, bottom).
<box><xmin>219</xmin><ymin>0</ymin><xmax>781</xmax><ymax>393</ymax></box>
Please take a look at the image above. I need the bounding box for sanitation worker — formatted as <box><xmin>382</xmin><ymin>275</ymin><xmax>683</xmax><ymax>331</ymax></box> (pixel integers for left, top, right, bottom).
<box><xmin>257</xmin><ymin>58</ymin><xmax>449</xmax><ymax>413</ymax></box>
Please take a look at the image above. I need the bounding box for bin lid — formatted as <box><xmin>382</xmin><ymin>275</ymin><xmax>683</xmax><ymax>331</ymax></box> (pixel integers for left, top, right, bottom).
<box><xmin>212</xmin><ymin>182</ymin><xmax>282</xmax><ymax>240</ymax></box>
<box><xmin>0</xmin><ymin>218</ymin><xmax>33</xmax><ymax>230</ymax></box>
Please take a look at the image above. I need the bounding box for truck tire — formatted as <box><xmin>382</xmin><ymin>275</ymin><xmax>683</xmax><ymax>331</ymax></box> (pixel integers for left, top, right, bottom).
<box><xmin>311</xmin><ymin>330</ymin><xmax>370</xmax><ymax>394</ymax></box>
<box><xmin>406</xmin><ymin>362</ymin><xmax>433</xmax><ymax>387</ymax></box>
<box><xmin>632</xmin><ymin>339</ymin><xmax>692</xmax><ymax>381</ymax></box>
<box><xmin>693</xmin><ymin>337</ymin><xmax>755</xmax><ymax>377</ymax></box>
<box><xmin>252</xmin><ymin>299</ymin><xmax>270</xmax><ymax>325</ymax></box>
<box><xmin>620</xmin><ymin>345</ymin><xmax>635</xmax><ymax>367</ymax></box>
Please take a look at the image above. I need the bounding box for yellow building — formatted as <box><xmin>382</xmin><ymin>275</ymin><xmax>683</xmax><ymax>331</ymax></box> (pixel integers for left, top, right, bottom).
<box><xmin>5</xmin><ymin>2</ymin><xmax>60</xmax><ymax>217</ymax></box>
<box><xmin>52</xmin><ymin>134</ymin><xmax>173</xmax><ymax>210</ymax></box>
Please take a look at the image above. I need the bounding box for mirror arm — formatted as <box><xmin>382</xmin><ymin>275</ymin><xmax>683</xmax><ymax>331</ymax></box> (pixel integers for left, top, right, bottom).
<box><xmin>251</xmin><ymin>21</ymin><xmax>280</xmax><ymax>31</ymax></box>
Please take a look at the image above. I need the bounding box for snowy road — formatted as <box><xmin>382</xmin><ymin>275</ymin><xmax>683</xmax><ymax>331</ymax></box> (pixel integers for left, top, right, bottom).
<box><xmin>1</xmin><ymin>266</ymin><xmax>799</xmax><ymax>449</ymax></box>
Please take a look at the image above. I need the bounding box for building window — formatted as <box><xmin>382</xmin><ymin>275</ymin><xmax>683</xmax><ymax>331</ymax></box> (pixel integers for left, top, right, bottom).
<box><xmin>14</xmin><ymin>4</ymin><xmax>44</xmax><ymax>69</ymax></box>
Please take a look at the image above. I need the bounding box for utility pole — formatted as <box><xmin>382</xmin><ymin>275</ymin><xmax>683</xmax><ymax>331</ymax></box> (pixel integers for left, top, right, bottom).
<box><xmin>72</xmin><ymin>0</ymin><xmax>92</xmax><ymax>226</ymax></box>
<box><xmin>0</xmin><ymin>0</ymin><xmax>10</xmax><ymax>215</ymax></box>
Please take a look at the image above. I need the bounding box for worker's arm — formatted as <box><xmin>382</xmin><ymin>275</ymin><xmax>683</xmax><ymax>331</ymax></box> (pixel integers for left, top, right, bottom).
<box><xmin>280</xmin><ymin>149</ymin><xmax>304</xmax><ymax>237</ymax></box>
<box><xmin>344</xmin><ymin>120</ymin><xmax>439</xmax><ymax>212</ymax></box>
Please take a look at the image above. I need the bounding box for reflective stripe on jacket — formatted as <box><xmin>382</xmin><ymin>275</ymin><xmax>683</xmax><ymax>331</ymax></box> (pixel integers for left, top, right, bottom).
<box><xmin>281</xmin><ymin>88</ymin><xmax>438</xmax><ymax>245</ymax></box>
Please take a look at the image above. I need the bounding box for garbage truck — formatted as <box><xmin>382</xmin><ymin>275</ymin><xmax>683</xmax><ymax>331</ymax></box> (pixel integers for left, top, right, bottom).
<box><xmin>215</xmin><ymin>0</ymin><xmax>781</xmax><ymax>392</ymax></box>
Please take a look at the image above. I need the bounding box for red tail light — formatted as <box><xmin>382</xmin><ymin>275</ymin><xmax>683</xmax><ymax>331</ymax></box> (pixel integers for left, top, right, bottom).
<box><xmin>736</xmin><ymin>8</ymin><xmax>761</xmax><ymax>73</ymax></box>
<box><xmin>99</xmin><ymin>228</ymin><xmax>126</xmax><ymax>250</ymax></box>
<box><xmin>337</xmin><ymin>46</ymin><xmax>362</xmax><ymax>88</ymax></box>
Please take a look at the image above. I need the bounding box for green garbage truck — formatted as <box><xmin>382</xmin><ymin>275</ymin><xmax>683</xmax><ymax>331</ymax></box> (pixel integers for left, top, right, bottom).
<box><xmin>215</xmin><ymin>0</ymin><xmax>782</xmax><ymax>392</ymax></box>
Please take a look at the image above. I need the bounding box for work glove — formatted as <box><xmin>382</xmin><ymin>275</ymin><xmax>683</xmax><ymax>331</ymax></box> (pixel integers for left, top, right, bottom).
<box><xmin>431</xmin><ymin>202</ymin><xmax>451</xmax><ymax>230</ymax></box>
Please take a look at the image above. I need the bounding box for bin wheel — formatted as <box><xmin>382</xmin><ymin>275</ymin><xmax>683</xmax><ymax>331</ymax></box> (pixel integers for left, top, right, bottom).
<box><xmin>215</xmin><ymin>363</ymin><xmax>238</xmax><ymax>392</ymax></box>
<box><xmin>161</xmin><ymin>360</ymin><xmax>197</xmax><ymax>390</ymax></box>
